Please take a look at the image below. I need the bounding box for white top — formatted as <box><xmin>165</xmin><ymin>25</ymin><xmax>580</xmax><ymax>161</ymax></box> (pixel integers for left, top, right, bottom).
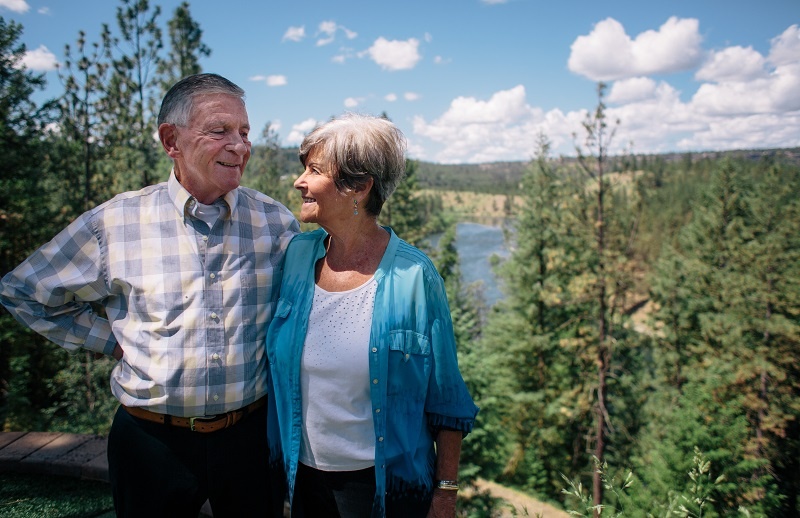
<box><xmin>299</xmin><ymin>277</ymin><xmax>378</xmax><ymax>471</ymax></box>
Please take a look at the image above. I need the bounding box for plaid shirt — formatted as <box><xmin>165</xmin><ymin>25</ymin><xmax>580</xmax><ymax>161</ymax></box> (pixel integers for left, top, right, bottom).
<box><xmin>0</xmin><ymin>172</ymin><xmax>299</xmax><ymax>417</ymax></box>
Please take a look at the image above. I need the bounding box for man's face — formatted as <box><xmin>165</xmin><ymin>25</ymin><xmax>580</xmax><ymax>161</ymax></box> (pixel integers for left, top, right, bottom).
<box><xmin>162</xmin><ymin>93</ymin><xmax>251</xmax><ymax>204</ymax></box>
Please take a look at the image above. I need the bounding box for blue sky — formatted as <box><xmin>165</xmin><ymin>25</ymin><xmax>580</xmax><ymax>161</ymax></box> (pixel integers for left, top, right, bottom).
<box><xmin>3</xmin><ymin>0</ymin><xmax>799</xmax><ymax>163</ymax></box>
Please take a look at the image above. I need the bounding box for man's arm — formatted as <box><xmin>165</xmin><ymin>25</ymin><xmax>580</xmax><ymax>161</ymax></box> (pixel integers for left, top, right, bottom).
<box><xmin>0</xmin><ymin>214</ymin><xmax>117</xmax><ymax>357</ymax></box>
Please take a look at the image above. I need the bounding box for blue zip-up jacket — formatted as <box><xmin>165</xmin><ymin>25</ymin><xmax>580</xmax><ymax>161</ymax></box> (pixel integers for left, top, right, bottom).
<box><xmin>267</xmin><ymin>227</ymin><xmax>478</xmax><ymax>516</ymax></box>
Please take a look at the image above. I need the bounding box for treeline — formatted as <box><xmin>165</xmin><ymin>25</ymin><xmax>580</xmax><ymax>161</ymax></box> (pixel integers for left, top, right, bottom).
<box><xmin>413</xmin><ymin>148</ymin><xmax>800</xmax><ymax>195</ymax></box>
<box><xmin>443</xmin><ymin>101</ymin><xmax>800</xmax><ymax>514</ymax></box>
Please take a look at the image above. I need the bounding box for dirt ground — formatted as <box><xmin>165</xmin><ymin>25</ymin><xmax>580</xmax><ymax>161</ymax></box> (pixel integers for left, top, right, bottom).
<box><xmin>468</xmin><ymin>479</ymin><xmax>571</xmax><ymax>517</ymax></box>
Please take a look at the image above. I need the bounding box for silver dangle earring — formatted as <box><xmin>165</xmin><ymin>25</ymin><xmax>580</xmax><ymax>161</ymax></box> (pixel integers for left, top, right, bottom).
<box><xmin>353</xmin><ymin>198</ymin><xmax>359</xmax><ymax>215</ymax></box>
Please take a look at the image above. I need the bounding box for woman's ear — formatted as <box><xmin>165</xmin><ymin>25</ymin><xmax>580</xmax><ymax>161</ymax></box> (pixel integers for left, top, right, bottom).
<box><xmin>354</xmin><ymin>176</ymin><xmax>374</xmax><ymax>199</ymax></box>
<box><xmin>158</xmin><ymin>123</ymin><xmax>180</xmax><ymax>158</ymax></box>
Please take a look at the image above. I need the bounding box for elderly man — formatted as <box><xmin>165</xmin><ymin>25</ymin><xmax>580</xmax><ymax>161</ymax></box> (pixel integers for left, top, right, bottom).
<box><xmin>0</xmin><ymin>73</ymin><xmax>298</xmax><ymax>517</ymax></box>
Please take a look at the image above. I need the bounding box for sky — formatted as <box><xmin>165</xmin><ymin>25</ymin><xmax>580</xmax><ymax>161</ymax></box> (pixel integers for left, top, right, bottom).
<box><xmin>2</xmin><ymin>0</ymin><xmax>799</xmax><ymax>164</ymax></box>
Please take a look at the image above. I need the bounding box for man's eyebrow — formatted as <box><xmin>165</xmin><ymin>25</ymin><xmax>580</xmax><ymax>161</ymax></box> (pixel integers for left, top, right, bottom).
<box><xmin>205</xmin><ymin>119</ymin><xmax>250</xmax><ymax>130</ymax></box>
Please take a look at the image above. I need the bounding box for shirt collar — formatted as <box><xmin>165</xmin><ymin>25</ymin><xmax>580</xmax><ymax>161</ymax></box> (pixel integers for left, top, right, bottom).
<box><xmin>167</xmin><ymin>170</ymin><xmax>238</xmax><ymax>221</ymax></box>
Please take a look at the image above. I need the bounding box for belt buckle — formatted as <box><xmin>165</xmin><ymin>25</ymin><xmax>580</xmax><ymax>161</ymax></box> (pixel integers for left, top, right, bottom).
<box><xmin>189</xmin><ymin>415</ymin><xmax>217</xmax><ymax>432</ymax></box>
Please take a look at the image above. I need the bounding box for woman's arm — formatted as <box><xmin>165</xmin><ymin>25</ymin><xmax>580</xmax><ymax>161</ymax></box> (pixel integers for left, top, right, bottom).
<box><xmin>428</xmin><ymin>429</ymin><xmax>463</xmax><ymax>518</ymax></box>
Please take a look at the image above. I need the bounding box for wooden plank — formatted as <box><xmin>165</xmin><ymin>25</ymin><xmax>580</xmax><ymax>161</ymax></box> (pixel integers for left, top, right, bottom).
<box><xmin>18</xmin><ymin>433</ymin><xmax>94</xmax><ymax>475</ymax></box>
<box><xmin>0</xmin><ymin>432</ymin><xmax>62</xmax><ymax>471</ymax></box>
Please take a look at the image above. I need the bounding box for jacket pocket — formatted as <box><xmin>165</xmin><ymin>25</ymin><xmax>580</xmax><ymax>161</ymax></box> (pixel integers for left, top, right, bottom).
<box><xmin>386</xmin><ymin>330</ymin><xmax>430</xmax><ymax>397</ymax></box>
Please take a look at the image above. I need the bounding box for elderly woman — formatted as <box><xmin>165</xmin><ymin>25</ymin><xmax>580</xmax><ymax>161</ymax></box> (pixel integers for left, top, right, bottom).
<box><xmin>266</xmin><ymin>113</ymin><xmax>478</xmax><ymax>518</ymax></box>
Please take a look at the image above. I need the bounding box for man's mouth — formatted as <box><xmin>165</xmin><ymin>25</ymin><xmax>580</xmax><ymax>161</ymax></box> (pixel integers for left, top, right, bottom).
<box><xmin>302</xmin><ymin>197</ymin><xmax>316</xmax><ymax>203</ymax></box>
<box><xmin>218</xmin><ymin>161</ymin><xmax>239</xmax><ymax>168</ymax></box>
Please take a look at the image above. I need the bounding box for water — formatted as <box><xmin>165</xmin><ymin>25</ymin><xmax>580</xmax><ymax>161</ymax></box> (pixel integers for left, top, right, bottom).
<box><xmin>428</xmin><ymin>222</ymin><xmax>510</xmax><ymax>307</ymax></box>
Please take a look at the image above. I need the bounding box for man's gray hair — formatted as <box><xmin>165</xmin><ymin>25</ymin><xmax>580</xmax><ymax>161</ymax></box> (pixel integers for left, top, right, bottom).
<box><xmin>158</xmin><ymin>73</ymin><xmax>245</xmax><ymax>127</ymax></box>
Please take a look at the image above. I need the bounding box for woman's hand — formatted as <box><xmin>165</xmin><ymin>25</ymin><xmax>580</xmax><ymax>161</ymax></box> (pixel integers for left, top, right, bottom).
<box><xmin>427</xmin><ymin>487</ymin><xmax>458</xmax><ymax>517</ymax></box>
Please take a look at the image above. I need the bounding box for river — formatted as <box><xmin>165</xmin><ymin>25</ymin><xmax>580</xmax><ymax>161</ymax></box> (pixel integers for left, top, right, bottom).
<box><xmin>428</xmin><ymin>222</ymin><xmax>510</xmax><ymax>307</ymax></box>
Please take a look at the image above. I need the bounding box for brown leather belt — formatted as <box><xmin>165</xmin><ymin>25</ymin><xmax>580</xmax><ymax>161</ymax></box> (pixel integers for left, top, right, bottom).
<box><xmin>122</xmin><ymin>397</ymin><xmax>267</xmax><ymax>433</ymax></box>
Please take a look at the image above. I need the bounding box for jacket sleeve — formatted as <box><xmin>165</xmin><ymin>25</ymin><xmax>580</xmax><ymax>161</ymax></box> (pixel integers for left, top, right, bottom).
<box><xmin>0</xmin><ymin>212</ymin><xmax>116</xmax><ymax>355</ymax></box>
<box><xmin>424</xmin><ymin>269</ymin><xmax>479</xmax><ymax>434</ymax></box>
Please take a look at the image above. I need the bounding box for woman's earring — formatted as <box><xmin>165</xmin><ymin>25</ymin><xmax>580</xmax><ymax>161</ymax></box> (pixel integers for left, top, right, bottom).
<box><xmin>353</xmin><ymin>198</ymin><xmax>359</xmax><ymax>215</ymax></box>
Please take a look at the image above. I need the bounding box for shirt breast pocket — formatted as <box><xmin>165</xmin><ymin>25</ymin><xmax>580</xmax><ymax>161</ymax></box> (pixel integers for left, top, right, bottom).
<box><xmin>386</xmin><ymin>330</ymin><xmax>431</xmax><ymax>398</ymax></box>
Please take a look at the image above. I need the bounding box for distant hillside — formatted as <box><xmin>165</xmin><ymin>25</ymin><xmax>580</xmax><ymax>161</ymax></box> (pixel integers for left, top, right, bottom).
<box><xmin>414</xmin><ymin>147</ymin><xmax>800</xmax><ymax>193</ymax></box>
<box><xmin>263</xmin><ymin>146</ymin><xmax>800</xmax><ymax>193</ymax></box>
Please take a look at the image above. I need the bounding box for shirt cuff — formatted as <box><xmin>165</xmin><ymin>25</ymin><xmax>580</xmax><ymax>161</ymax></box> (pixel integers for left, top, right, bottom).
<box><xmin>82</xmin><ymin>318</ymin><xmax>117</xmax><ymax>356</ymax></box>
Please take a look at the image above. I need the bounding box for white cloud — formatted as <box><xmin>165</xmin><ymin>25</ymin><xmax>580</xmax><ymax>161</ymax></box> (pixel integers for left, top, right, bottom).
<box><xmin>411</xmin><ymin>65</ymin><xmax>800</xmax><ymax>163</ymax></box>
<box><xmin>344</xmin><ymin>97</ymin><xmax>364</xmax><ymax>108</ymax></box>
<box><xmin>316</xmin><ymin>20</ymin><xmax>357</xmax><ymax>47</ymax></box>
<box><xmin>266</xmin><ymin>75</ymin><xmax>287</xmax><ymax>86</ymax></box>
<box><xmin>282</xmin><ymin>26</ymin><xmax>305</xmax><ymax>42</ymax></box>
<box><xmin>385</xmin><ymin>93</ymin><xmax>398</xmax><ymax>102</ymax></box>
<box><xmin>408</xmin><ymin>24</ymin><xmax>800</xmax><ymax>163</ymax></box>
<box><xmin>286</xmin><ymin>118</ymin><xmax>320</xmax><ymax>145</ymax></box>
<box><xmin>20</xmin><ymin>45</ymin><xmax>58</xmax><ymax>71</ymax></box>
<box><xmin>365</xmin><ymin>37</ymin><xmax>421</xmax><ymax>71</ymax></box>
<box><xmin>0</xmin><ymin>0</ymin><xmax>29</xmax><ymax>13</ymax></box>
<box><xmin>692</xmin><ymin>63</ymin><xmax>800</xmax><ymax>115</ymax></box>
<box><xmin>568</xmin><ymin>17</ymin><xmax>704</xmax><ymax>81</ymax></box>
<box><xmin>332</xmin><ymin>47</ymin><xmax>356</xmax><ymax>64</ymax></box>
<box><xmin>404</xmin><ymin>92</ymin><xmax>420</xmax><ymax>101</ymax></box>
<box><xmin>768</xmin><ymin>24</ymin><xmax>800</xmax><ymax>66</ymax></box>
<box><xmin>249</xmin><ymin>74</ymin><xmax>287</xmax><ymax>86</ymax></box>
<box><xmin>412</xmin><ymin>85</ymin><xmax>554</xmax><ymax>163</ymax></box>
<box><xmin>696</xmin><ymin>46</ymin><xmax>766</xmax><ymax>82</ymax></box>
<box><xmin>607</xmin><ymin>77</ymin><xmax>658</xmax><ymax>104</ymax></box>
<box><xmin>38</xmin><ymin>6</ymin><xmax>49</xmax><ymax>14</ymax></box>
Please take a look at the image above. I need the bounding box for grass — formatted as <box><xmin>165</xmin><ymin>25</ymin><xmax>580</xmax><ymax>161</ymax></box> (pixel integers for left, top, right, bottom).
<box><xmin>0</xmin><ymin>472</ymin><xmax>114</xmax><ymax>518</ymax></box>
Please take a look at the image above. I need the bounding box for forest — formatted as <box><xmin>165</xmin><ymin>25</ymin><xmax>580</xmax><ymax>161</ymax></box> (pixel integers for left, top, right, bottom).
<box><xmin>1</xmin><ymin>2</ymin><xmax>799</xmax><ymax>517</ymax></box>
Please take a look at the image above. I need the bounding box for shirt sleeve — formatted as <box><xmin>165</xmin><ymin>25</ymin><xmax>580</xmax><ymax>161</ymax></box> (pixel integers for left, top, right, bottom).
<box><xmin>0</xmin><ymin>212</ymin><xmax>116</xmax><ymax>356</ymax></box>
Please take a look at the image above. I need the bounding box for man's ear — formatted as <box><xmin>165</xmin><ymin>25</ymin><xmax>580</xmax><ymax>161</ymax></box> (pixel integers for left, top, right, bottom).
<box><xmin>158</xmin><ymin>123</ymin><xmax>180</xmax><ymax>159</ymax></box>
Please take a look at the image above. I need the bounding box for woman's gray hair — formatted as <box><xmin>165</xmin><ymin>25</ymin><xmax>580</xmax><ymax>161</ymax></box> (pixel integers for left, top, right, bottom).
<box><xmin>299</xmin><ymin>113</ymin><xmax>407</xmax><ymax>216</ymax></box>
<box><xmin>158</xmin><ymin>73</ymin><xmax>245</xmax><ymax>126</ymax></box>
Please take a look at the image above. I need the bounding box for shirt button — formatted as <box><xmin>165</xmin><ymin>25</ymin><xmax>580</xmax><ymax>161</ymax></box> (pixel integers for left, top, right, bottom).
<box><xmin>372</xmin><ymin>347</ymin><xmax>377</xmax><ymax>353</ymax></box>
<box><xmin>405</xmin><ymin>353</ymin><xmax>410</xmax><ymax>360</ymax></box>
<box><xmin>202</xmin><ymin>235</ymin><xmax>208</xmax><ymax>241</ymax></box>
<box><xmin>378</xmin><ymin>437</ymin><xmax>384</xmax><ymax>442</ymax></box>
<box><xmin>209</xmin><ymin>273</ymin><xmax>216</xmax><ymax>279</ymax></box>
<box><xmin>213</xmin><ymin>394</ymin><xmax>219</xmax><ymax>401</ymax></box>
<box><xmin>212</xmin><ymin>353</ymin><xmax>220</xmax><ymax>360</ymax></box>
<box><xmin>372</xmin><ymin>379</ymin><xmax>378</xmax><ymax>384</ymax></box>
<box><xmin>210</xmin><ymin>312</ymin><xmax>218</xmax><ymax>319</ymax></box>
<box><xmin>375</xmin><ymin>408</ymin><xmax>381</xmax><ymax>413</ymax></box>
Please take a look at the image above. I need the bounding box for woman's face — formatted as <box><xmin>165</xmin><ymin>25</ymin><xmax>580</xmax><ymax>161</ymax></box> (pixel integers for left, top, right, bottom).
<box><xmin>294</xmin><ymin>147</ymin><xmax>352</xmax><ymax>226</ymax></box>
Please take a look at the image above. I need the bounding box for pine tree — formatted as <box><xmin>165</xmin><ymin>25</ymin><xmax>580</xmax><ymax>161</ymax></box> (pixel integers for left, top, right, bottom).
<box><xmin>102</xmin><ymin>0</ymin><xmax>163</xmax><ymax>190</ymax></box>
<box><xmin>643</xmin><ymin>158</ymin><xmax>800</xmax><ymax>515</ymax></box>
<box><xmin>246</xmin><ymin>122</ymin><xmax>296</xmax><ymax>207</ymax></box>
<box><xmin>57</xmin><ymin>27</ymin><xmax>114</xmax><ymax>216</ymax></box>
<box><xmin>380</xmin><ymin>158</ymin><xmax>428</xmax><ymax>246</ymax></box>
<box><xmin>0</xmin><ymin>17</ymin><xmax>61</xmax><ymax>430</ymax></box>
<box><xmin>157</xmin><ymin>1</ymin><xmax>210</xmax><ymax>94</ymax></box>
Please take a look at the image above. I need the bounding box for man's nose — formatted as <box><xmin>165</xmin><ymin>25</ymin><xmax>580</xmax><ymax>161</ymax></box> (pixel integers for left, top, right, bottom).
<box><xmin>227</xmin><ymin>136</ymin><xmax>250</xmax><ymax>155</ymax></box>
